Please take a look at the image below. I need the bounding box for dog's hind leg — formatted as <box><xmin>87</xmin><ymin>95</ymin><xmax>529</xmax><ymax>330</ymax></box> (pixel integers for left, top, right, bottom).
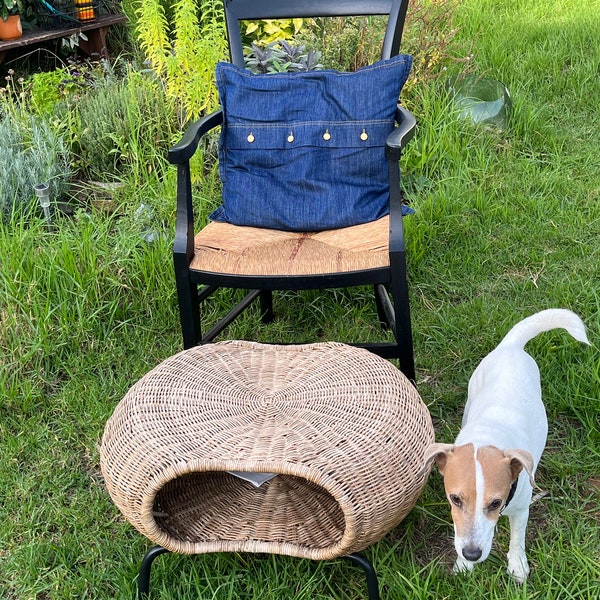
<box><xmin>507</xmin><ymin>510</ymin><xmax>530</xmax><ymax>583</ymax></box>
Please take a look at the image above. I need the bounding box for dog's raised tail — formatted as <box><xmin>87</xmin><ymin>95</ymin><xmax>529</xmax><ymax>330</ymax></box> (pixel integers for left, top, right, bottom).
<box><xmin>499</xmin><ymin>309</ymin><xmax>590</xmax><ymax>350</ymax></box>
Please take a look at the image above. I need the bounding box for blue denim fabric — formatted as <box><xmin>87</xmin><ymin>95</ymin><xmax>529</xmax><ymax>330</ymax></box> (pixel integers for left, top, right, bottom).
<box><xmin>212</xmin><ymin>54</ymin><xmax>413</xmax><ymax>232</ymax></box>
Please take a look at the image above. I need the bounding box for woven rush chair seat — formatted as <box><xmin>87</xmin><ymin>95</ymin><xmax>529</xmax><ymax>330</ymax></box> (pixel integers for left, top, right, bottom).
<box><xmin>191</xmin><ymin>217</ymin><xmax>389</xmax><ymax>276</ymax></box>
<box><xmin>100</xmin><ymin>341</ymin><xmax>433</xmax><ymax>561</ymax></box>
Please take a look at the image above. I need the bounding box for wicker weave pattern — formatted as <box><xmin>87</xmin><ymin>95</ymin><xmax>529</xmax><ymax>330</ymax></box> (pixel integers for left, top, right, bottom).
<box><xmin>100</xmin><ymin>341</ymin><xmax>433</xmax><ymax>559</ymax></box>
<box><xmin>190</xmin><ymin>216</ymin><xmax>389</xmax><ymax>276</ymax></box>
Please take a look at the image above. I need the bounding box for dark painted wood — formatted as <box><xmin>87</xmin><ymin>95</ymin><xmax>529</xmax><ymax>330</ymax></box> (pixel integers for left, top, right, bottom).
<box><xmin>0</xmin><ymin>13</ymin><xmax>127</xmax><ymax>61</ymax></box>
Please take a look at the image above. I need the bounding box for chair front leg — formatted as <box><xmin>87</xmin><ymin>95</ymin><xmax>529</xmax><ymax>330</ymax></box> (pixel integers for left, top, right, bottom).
<box><xmin>389</xmin><ymin>249</ymin><xmax>415</xmax><ymax>383</ymax></box>
<box><xmin>174</xmin><ymin>255</ymin><xmax>201</xmax><ymax>348</ymax></box>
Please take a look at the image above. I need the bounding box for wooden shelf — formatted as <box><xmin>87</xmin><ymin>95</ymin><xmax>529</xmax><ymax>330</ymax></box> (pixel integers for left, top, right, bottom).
<box><xmin>0</xmin><ymin>13</ymin><xmax>127</xmax><ymax>62</ymax></box>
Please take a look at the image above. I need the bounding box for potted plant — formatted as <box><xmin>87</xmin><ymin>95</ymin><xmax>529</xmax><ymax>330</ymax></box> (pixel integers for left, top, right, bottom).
<box><xmin>0</xmin><ymin>0</ymin><xmax>23</xmax><ymax>41</ymax></box>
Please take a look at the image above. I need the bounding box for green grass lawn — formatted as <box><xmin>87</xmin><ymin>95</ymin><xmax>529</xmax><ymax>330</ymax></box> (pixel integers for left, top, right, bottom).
<box><xmin>1</xmin><ymin>0</ymin><xmax>598</xmax><ymax>598</ymax></box>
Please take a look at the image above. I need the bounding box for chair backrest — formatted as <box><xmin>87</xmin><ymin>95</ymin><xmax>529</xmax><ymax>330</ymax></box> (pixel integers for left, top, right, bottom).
<box><xmin>224</xmin><ymin>0</ymin><xmax>410</xmax><ymax>67</ymax></box>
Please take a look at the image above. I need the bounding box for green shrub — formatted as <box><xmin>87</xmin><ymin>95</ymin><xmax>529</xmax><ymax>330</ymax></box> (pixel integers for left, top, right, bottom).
<box><xmin>27</xmin><ymin>67</ymin><xmax>93</xmax><ymax>116</ymax></box>
<box><xmin>401</xmin><ymin>0</ymin><xmax>473</xmax><ymax>99</ymax></box>
<box><xmin>297</xmin><ymin>0</ymin><xmax>472</xmax><ymax>93</ymax></box>
<box><xmin>297</xmin><ymin>16</ymin><xmax>387</xmax><ymax>72</ymax></box>
<box><xmin>242</xmin><ymin>18</ymin><xmax>304</xmax><ymax>46</ymax></box>
<box><xmin>244</xmin><ymin>40</ymin><xmax>322</xmax><ymax>74</ymax></box>
<box><xmin>0</xmin><ymin>70</ymin><xmax>73</xmax><ymax>219</ymax></box>
<box><xmin>135</xmin><ymin>0</ymin><xmax>228</xmax><ymax>120</ymax></box>
<box><xmin>76</xmin><ymin>69</ymin><xmax>177</xmax><ymax>182</ymax></box>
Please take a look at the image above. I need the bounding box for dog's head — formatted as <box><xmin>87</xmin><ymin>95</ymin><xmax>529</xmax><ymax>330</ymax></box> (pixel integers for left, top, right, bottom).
<box><xmin>422</xmin><ymin>443</ymin><xmax>534</xmax><ymax>564</ymax></box>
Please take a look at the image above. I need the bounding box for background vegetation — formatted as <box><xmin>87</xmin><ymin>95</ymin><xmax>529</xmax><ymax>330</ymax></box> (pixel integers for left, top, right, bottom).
<box><xmin>1</xmin><ymin>0</ymin><xmax>598</xmax><ymax>598</ymax></box>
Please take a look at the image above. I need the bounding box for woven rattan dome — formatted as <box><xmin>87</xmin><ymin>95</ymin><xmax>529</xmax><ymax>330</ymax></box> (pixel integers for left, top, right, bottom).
<box><xmin>100</xmin><ymin>341</ymin><xmax>433</xmax><ymax>560</ymax></box>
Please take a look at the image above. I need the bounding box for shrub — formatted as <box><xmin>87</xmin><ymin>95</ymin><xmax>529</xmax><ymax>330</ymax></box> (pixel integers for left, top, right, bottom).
<box><xmin>297</xmin><ymin>0</ymin><xmax>472</xmax><ymax>93</ymax></box>
<box><xmin>244</xmin><ymin>40</ymin><xmax>322</xmax><ymax>74</ymax></box>
<box><xmin>135</xmin><ymin>0</ymin><xmax>228</xmax><ymax>120</ymax></box>
<box><xmin>0</xmin><ymin>116</ymin><xmax>72</xmax><ymax>220</ymax></box>
<box><xmin>242</xmin><ymin>18</ymin><xmax>304</xmax><ymax>46</ymax></box>
<box><xmin>76</xmin><ymin>68</ymin><xmax>177</xmax><ymax>182</ymax></box>
<box><xmin>0</xmin><ymin>70</ymin><xmax>74</xmax><ymax>219</ymax></box>
<box><xmin>401</xmin><ymin>0</ymin><xmax>474</xmax><ymax>98</ymax></box>
<box><xmin>297</xmin><ymin>16</ymin><xmax>387</xmax><ymax>72</ymax></box>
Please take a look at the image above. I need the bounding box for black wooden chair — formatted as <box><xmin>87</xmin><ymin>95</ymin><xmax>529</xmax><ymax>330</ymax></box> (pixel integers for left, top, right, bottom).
<box><xmin>168</xmin><ymin>0</ymin><xmax>417</xmax><ymax>383</ymax></box>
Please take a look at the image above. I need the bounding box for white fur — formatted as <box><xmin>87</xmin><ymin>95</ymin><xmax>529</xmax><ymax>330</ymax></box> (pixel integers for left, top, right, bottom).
<box><xmin>424</xmin><ymin>309</ymin><xmax>589</xmax><ymax>582</ymax></box>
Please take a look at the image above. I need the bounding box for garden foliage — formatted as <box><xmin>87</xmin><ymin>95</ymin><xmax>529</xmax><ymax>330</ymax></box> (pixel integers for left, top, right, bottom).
<box><xmin>0</xmin><ymin>71</ymin><xmax>72</xmax><ymax>217</ymax></box>
<box><xmin>76</xmin><ymin>69</ymin><xmax>177</xmax><ymax>181</ymax></box>
<box><xmin>135</xmin><ymin>0</ymin><xmax>228</xmax><ymax>120</ymax></box>
<box><xmin>131</xmin><ymin>0</ymin><xmax>467</xmax><ymax>122</ymax></box>
<box><xmin>0</xmin><ymin>63</ymin><xmax>177</xmax><ymax>219</ymax></box>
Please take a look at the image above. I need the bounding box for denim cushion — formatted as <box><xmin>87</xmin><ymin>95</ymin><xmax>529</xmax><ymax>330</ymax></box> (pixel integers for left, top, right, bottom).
<box><xmin>211</xmin><ymin>54</ymin><xmax>413</xmax><ymax>232</ymax></box>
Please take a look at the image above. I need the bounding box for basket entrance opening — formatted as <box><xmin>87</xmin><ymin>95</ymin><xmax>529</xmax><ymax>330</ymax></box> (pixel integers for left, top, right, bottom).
<box><xmin>153</xmin><ymin>471</ymin><xmax>346</xmax><ymax>549</ymax></box>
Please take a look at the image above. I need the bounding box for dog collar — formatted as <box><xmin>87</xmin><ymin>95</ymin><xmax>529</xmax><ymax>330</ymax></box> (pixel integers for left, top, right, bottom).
<box><xmin>502</xmin><ymin>479</ymin><xmax>518</xmax><ymax>513</ymax></box>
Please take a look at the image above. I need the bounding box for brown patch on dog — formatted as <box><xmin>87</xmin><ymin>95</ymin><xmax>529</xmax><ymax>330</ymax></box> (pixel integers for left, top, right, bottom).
<box><xmin>476</xmin><ymin>446</ymin><xmax>514</xmax><ymax>514</ymax></box>
<box><xmin>436</xmin><ymin>445</ymin><xmax>518</xmax><ymax>536</ymax></box>
<box><xmin>439</xmin><ymin>444</ymin><xmax>478</xmax><ymax>534</ymax></box>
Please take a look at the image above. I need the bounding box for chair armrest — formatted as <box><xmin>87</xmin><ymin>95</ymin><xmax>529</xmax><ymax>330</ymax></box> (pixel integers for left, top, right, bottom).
<box><xmin>171</xmin><ymin>110</ymin><xmax>223</xmax><ymax>261</ymax></box>
<box><xmin>385</xmin><ymin>106</ymin><xmax>415</xmax><ymax>254</ymax></box>
<box><xmin>168</xmin><ymin>110</ymin><xmax>224</xmax><ymax>164</ymax></box>
<box><xmin>385</xmin><ymin>106</ymin><xmax>416</xmax><ymax>161</ymax></box>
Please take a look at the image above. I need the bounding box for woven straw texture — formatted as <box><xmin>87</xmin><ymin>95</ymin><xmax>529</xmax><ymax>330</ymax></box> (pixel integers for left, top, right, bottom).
<box><xmin>190</xmin><ymin>216</ymin><xmax>389</xmax><ymax>276</ymax></box>
<box><xmin>100</xmin><ymin>341</ymin><xmax>433</xmax><ymax>560</ymax></box>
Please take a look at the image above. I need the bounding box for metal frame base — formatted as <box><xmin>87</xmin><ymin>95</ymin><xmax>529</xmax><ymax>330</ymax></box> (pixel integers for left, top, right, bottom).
<box><xmin>137</xmin><ymin>546</ymin><xmax>379</xmax><ymax>600</ymax></box>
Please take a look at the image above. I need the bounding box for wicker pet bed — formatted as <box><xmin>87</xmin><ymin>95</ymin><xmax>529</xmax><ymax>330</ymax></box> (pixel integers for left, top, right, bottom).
<box><xmin>100</xmin><ymin>341</ymin><xmax>433</xmax><ymax>560</ymax></box>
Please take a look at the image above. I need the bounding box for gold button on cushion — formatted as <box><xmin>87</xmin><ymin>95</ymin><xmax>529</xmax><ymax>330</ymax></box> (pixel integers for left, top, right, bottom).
<box><xmin>247</xmin><ymin>133</ymin><xmax>255</xmax><ymax>143</ymax></box>
<box><xmin>360</xmin><ymin>130</ymin><xmax>368</xmax><ymax>141</ymax></box>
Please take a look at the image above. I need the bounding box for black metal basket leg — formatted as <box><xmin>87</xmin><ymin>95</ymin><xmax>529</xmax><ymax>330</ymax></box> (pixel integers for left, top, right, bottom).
<box><xmin>137</xmin><ymin>546</ymin><xmax>379</xmax><ymax>600</ymax></box>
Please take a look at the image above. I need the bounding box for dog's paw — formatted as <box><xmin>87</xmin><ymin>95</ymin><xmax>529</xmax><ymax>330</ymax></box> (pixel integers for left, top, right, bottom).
<box><xmin>453</xmin><ymin>557</ymin><xmax>474</xmax><ymax>575</ymax></box>
<box><xmin>507</xmin><ymin>554</ymin><xmax>529</xmax><ymax>583</ymax></box>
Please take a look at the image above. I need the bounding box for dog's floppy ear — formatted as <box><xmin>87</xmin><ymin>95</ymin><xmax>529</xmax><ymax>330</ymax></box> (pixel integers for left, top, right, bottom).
<box><xmin>504</xmin><ymin>449</ymin><xmax>535</xmax><ymax>487</ymax></box>
<box><xmin>421</xmin><ymin>443</ymin><xmax>455</xmax><ymax>477</ymax></box>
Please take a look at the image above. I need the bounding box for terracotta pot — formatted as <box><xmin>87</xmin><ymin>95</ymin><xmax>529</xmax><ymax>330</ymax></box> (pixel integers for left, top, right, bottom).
<box><xmin>0</xmin><ymin>15</ymin><xmax>22</xmax><ymax>41</ymax></box>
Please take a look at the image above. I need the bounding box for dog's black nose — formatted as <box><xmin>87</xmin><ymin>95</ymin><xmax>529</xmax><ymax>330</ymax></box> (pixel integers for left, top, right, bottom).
<box><xmin>462</xmin><ymin>546</ymin><xmax>482</xmax><ymax>562</ymax></box>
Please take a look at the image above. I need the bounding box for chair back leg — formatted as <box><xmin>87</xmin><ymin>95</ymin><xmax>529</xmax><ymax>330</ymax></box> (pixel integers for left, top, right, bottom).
<box><xmin>259</xmin><ymin>290</ymin><xmax>274</xmax><ymax>323</ymax></box>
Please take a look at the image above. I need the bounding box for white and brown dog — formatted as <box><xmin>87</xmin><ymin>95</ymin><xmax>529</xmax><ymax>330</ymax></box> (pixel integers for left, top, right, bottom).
<box><xmin>423</xmin><ymin>309</ymin><xmax>589</xmax><ymax>582</ymax></box>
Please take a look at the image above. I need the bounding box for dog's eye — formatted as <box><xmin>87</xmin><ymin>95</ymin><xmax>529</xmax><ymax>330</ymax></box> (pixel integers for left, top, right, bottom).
<box><xmin>449</xmin><ymin>494</ymin><xmax>463</xmax><ymax>508</ymax></box>
<box><xmin>488</xmin><ymin>499</ymin><xmax>503</xmax><ymax>511</ymax></box>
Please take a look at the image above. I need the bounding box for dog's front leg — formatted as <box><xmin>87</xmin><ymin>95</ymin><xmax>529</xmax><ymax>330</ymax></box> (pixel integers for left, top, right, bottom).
<box><xmin>507</xmin><ymin>509</ymin><xmax>530</xmax><ymax>583</ymax></box>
